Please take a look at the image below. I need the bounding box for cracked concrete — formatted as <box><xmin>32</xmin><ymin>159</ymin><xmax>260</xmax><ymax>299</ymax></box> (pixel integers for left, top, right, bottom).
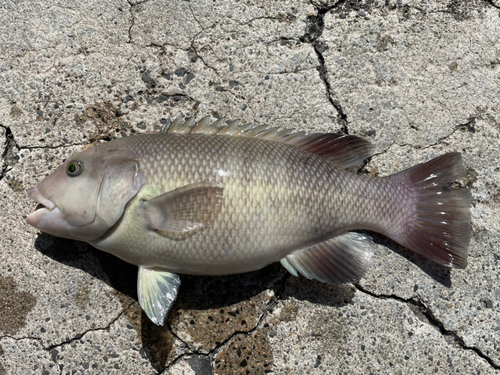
<box><xmin>1</xmin><ymin>0</ymin><xmax>499</xmax><ymax>373</ymax></box>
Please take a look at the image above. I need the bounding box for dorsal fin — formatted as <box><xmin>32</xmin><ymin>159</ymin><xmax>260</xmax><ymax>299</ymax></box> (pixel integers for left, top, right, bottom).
<box><xmin>160</xmin><ymin>116</ymin><xmax>374</xmax><ymax>168</ymax></box>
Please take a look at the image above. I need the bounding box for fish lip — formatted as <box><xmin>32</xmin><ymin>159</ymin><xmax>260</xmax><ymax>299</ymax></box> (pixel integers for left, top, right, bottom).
<box><xmin>27</xmin><ymin>186</ymin><xmax>56</xmax><ymax>210</ymax></box>
<box><xmin>26</xmin><ymin>187</ymin><xmax>56</xmax><ymax>225</ymax></box>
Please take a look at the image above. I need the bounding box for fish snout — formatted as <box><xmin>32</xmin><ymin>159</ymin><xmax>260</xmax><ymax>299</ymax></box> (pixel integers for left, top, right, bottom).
<box><xmin>26</xmin><ymin>186</ymin><xmax>56</xmax><ymax>227</ymax></box>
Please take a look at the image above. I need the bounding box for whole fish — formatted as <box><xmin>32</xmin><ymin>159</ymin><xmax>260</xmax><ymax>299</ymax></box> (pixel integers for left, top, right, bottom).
<box><xmin>26</xmin><ymin>117</ymin><xmax>471</xmax><ymax>325</ymax></box>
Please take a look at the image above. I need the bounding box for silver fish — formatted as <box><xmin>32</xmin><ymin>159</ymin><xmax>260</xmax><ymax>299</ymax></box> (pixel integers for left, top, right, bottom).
<box><xmin>26</xmin><ymin>117</ymin><xmax>471</xmax><ymax>325</ymax></box>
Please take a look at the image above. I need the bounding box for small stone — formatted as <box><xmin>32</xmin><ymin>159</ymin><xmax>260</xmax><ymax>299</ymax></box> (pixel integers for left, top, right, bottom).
<box><xmin>316</xmin><ymin>43</ymin><xmax>326</xmax><ymax>53</ymax></box>
<box><xmin>157</xmin><ymin>94</ymin><xmax>168</xmax><ymax>103</ymax></box>
<box><xmin>141</xmin><ymin>73</ymin><xmax>151</xmax><ymax>83</ymax></box>
<box><xmin>185</xmin><ymin>73</ymin><xmax>195</xmax><ymax>84</ymax></box>
<box><xmin>175</xmin><ymin>68</ymin><xmax>186</xmax><ymax>77</ymax></box>
<box><xmin>314</xmin><ymin>355</ymin><xmax>322</xmax><ymax>368</ymax></box>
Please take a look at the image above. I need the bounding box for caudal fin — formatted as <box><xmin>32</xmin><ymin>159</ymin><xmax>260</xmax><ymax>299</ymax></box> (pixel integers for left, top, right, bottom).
<box><xmin>388</xmin><ymin>153</ymin><xmax>471</xmax><ymax>268</ymax></box>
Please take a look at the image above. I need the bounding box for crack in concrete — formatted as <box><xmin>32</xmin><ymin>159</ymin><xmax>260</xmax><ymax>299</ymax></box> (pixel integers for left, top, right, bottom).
<box><xmin>190</xmin><ymin>42</ymin><xmax>221</xmax><ymax>77</ymax></box>
<box><xmin>159</xmin><ymin>351</ymin><xmax>193</xmax><ymax>375</ymax></box>
<box><xmin>161</xmin><ymin>272</ymin><xmax>289</xmax><ymax>373</ymax></box>
<box><xmin>354</xmin><ymin>284</ymin><xmax>500</xmax><ymax>370</ymax></box>
<box><xmin>0</xmin><ymin>126</ymin><xmax>20</xmax><ymax>183</ymax></box>
<box><xmin>0</xmin><ymin>334</ymin><xmax>43</xmax><ymax>343</ymax></box>
<box><xmin>303</xmin><ymin>2</ymin><xmax>349</xmax><ymax>133</ymax></box>
<box><xmin>35</xmin><ymin>303</ymin><xmax>135</xmax><ymax>374</ymax></box>
<box><xmin>485</xmin><ymin>0</ymin><xmax>500</xmax><ymax>10</ymax></box>
<box><xmin>43</xmin><ymin>302</ymin><xmax>133</xmax><ymax>353</ymax></box>
<box><xmin>393</xmin><ymin>117</ymin><xmax>477</xmax><ymax>151</ymax></box>
<box><xmin>18</xmin><ymin>142</ymin><xmax>87</xmax><ymax>151</ymax></box>
<box><xmin>126</xmin><ymin>0</ymin><xmax>151</xmax><ymax>44</ymax></box>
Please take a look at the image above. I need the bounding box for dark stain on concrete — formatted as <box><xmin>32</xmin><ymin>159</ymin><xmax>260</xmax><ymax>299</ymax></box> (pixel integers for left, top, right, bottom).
<box><xmin>168</xmin><ymin>264</ymin><xmax>284</xmax><ymax>352</ymax></box>
<box><xmin>313</xmin><ymin>310</ymin><xmax>349</xmax><ymax>350</ymax></box>
<box><xmin>122</xmin><ymin>301</ymin><xmax>178</xmax><ymax>372</ymax></box>
<box><xmin>9</xmin><ymin>106</ymin><xmax>22</xmax><ymax>117</ymax></box>
<box><xmin>214</xmin><ymin>327</ymin><xmax>273</xmax><ymax>375</ymax></box>
<box><xmin>187</xmin><ymin>355</ymin><xmax>213</xmax><ymax>375</ymax></box>
<box><xmin>74</xmin><ymin>286</ymin><xmax>90</xmax><ymax>310</ymax></box>
<box><xmin>376</xmin><ymin>34</ymin><xmax>394</xmax><ymax>52</ymax></box>
<box><xmin>74</xmin><ymin>102</ymin><xmax>127</xmax><ymax>142</ymax></box>
<box><xmin>279</xmin><ymin>301</ymin><xmax>299</xmax><ymax>322</ymax></box>
<box><xmin>0</xmin><ymin>276</ymin><xmax>37</xmax><ymax>335</ymax></box>
<box><xmin>464</xmin><ymin>167</ymin><xmax>478</xmax><ymax>189</ymax></box>
<box><xmin>5</xmin><ymin>177</ymin><xmax>24</xmax><ymax>192</ymax></box>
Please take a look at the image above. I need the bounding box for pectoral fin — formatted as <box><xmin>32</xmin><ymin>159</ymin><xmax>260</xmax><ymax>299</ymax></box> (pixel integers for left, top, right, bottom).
<box><xmin>141</xmin><ymin>182</ymin><xmax>224</xmax><ymax>240</ymax></box>
<box><xmin>137</xmin><ymin>266</ymin><xmax>181</xmax><ymax>326</ymax></box>
<box><xmin>281</xmin><ymin>232</ymin><xmax>374</xmax><ymax>284</ymax></box>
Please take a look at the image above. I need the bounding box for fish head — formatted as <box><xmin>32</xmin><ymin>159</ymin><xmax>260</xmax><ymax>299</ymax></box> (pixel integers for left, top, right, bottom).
<box><xmin>26</xmin><ymin>141</ymin><xmax>143</xmax><ymax>241</ymax></box>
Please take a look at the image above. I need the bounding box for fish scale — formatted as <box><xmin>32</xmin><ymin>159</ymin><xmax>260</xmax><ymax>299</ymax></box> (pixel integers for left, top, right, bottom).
<box><xmin>26</xmin><ymin>118</ymin><xmax>470</xmax><ymax>325</ymax></box>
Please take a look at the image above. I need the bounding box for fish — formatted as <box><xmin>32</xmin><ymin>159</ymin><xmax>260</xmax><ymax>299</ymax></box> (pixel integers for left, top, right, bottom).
<box><xmin>26</xmin><ymin>116</ymin><xmax>471</xmax><ymax>325</ymax></box>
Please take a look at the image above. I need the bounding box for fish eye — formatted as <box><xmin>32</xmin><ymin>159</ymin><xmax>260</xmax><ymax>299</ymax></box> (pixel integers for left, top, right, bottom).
<box><xmin>66</xmin><ymin>160</ymin><xmax>83</xmax><ymax>177</ymax></box>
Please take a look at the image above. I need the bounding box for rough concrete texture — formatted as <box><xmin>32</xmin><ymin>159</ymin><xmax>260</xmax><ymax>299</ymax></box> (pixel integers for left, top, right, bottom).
<box><xmin>0</xmin><ymin>0</ymin><xmax>499</xmax><ymax>373</ymax></box>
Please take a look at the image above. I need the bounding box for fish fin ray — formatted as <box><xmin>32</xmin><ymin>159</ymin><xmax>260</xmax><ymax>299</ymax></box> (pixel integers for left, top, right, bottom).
<box><xmin>280</xmin><ymin>258</ymin><xmax>298</xmax><ymax>277</ymax></box>
<box><xmin>137</xmin><ymin>266</ymin><xmax>180</xmax><ymax>326</ymax></box>
<box><xmin>388</xmin><ymin>152</ymin><xmax>470</xmax><ymax>268</ymax></box>
<box><xmin>141</xmin><ymin>182</ymin><xmax>224</xmax><ymax>240</ymax></box>
<box><xmin>281</xmin><ymin>233</ymin><xmax>374</xmax><ymax>284</ymax></box>
<box><xmin>287</xmin><ymin>133</ymin><xmax>374</xmax><ymax>168</ymax></box>
<box><xmin>160</xmin><ymin>117</ymin><xmax>373</xmax><ymax>167</ymax></box>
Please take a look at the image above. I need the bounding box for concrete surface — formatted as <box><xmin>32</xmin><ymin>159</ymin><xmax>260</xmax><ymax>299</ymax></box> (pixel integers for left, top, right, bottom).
<box><xmin>0</xmin><ymin>0</ymin><xmax>499</xmax><ymax>374</ymax></box>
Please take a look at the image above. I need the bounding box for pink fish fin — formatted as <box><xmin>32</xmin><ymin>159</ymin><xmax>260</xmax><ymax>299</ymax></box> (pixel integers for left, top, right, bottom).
<box><xmin>284</xmin><ymin>133</ymin><xmax>375</xmax><ymax>168</ymax></box>
<box><xmin>137</xmin><ymin>266</ymin><xmax>180</xmax><ymax>326</ymax></box>
<box><xmin>280</xmin><ymin>232</ymin><xmax>374</xmax><ymax>284</ymax></box>
<box><xmin>160</xmin><ymin>116</ymin><xmax>373</xmax><ymax>168</ymax></box>
<box><xmin>388</xmin><ymin>152</ymin><xmax>471</xmax><ymax>268</ymax></box>
<box><xmin>141</xmin><ymin>182</ymin><xmax>224</xmax><ymax>241</ymax></box>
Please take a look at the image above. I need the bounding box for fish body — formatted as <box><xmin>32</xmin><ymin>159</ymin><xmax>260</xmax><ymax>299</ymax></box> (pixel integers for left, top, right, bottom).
<box><xmin>26</xmin><ymin>117</ymin><xmax>471</xmax><ymax>325</ymax></box>
<box><xmin>91</xmin><ymin>133</ymin><xmax>387</xmax><ymax>274</ymax></box>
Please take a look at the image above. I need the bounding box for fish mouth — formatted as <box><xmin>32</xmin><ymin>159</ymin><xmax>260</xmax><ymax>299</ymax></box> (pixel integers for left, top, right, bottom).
<box><xmin>26</xmin><ymin>186</ymin><xmax>56</xmax><ymax>227</ymax></box>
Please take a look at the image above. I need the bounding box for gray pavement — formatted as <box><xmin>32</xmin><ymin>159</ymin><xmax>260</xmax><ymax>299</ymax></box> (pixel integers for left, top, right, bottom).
<box><xmin>0</xmin><ymin>0</ymin><xmax>499</xmax><ymax>374</ymax></box>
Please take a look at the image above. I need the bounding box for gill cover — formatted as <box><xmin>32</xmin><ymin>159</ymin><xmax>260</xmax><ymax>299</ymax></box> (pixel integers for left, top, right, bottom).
<box><xmin>96</xmin><ymin>158</ymin><xmax>143</xmax><ymax>228</ymax></box>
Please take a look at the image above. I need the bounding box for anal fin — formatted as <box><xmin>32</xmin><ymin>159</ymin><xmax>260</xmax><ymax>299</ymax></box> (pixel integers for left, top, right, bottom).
<box><xmin>281</xmin><ymin>233</ymin><xmax>374</xmax><ymax>284</ymax></box>
<box><xmin>137</xmin><ymin>266</ymin><xmax>181</xmax><ymax>326</ymax></box>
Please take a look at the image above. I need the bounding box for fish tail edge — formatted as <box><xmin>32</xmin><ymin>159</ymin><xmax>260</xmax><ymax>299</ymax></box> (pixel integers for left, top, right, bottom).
<box><xmin>390</xmin><ymin>152</ymin><xmax>471</xmax><ymax>268</ymax></box>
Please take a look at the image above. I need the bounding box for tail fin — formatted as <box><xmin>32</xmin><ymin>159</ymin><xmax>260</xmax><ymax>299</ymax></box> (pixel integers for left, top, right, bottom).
<box><xmin>388</xmin><ymin>153</ymin><xmax>471</xmax><ymax>268</ymax></box>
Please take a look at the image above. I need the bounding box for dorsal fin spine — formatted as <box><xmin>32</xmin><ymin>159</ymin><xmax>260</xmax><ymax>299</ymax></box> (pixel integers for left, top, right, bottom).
<box><xmin>158</xmin><ymin>116</ymin><xmax>373</xmax><ymax>168</ymax></box>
